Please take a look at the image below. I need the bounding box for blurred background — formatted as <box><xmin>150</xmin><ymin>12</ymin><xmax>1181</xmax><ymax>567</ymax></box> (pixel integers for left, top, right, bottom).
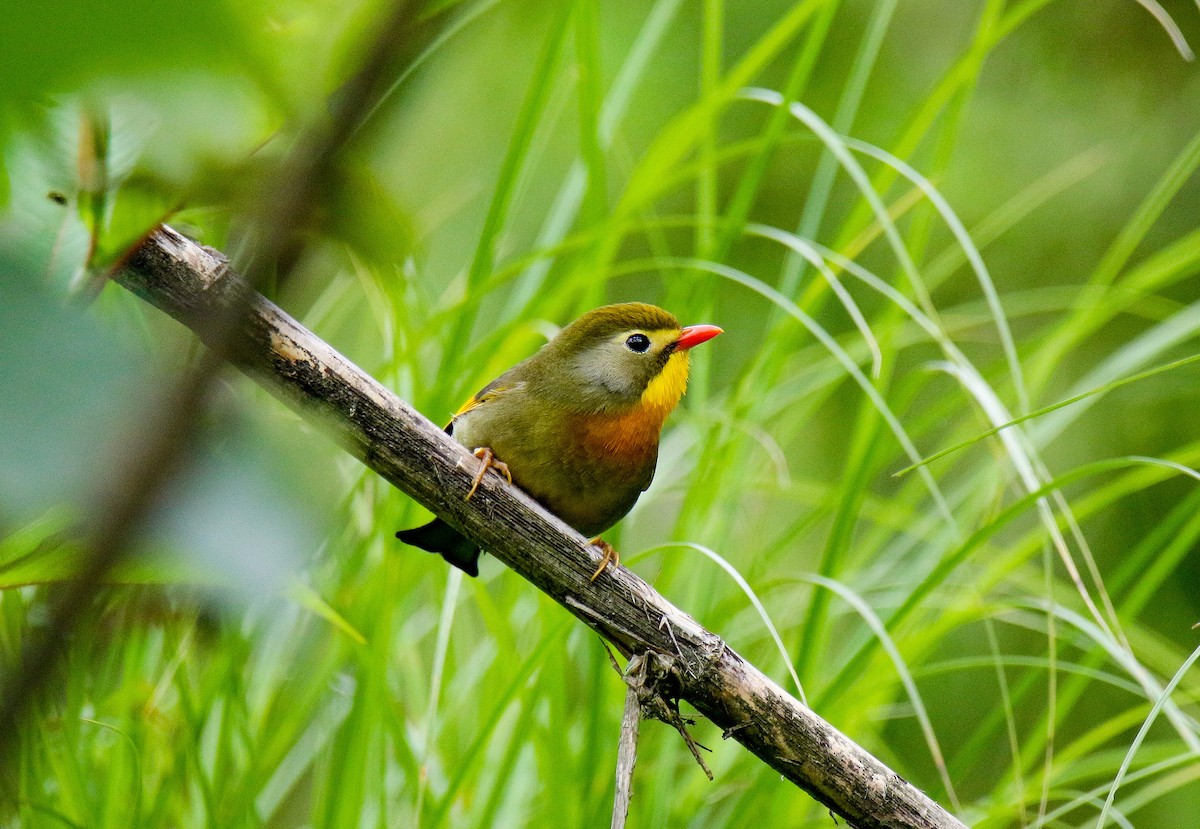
<box><xmin>2</xmin><ymin>0</ymin><xmax>1199</xmax><ymax>826</ymax></box>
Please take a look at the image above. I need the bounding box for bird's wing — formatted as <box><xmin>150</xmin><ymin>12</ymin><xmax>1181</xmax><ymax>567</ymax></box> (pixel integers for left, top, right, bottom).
<box><xmin>445</xmin><ymin>377</ymin><xmax>521</xmax><ymax>434</ymax></box>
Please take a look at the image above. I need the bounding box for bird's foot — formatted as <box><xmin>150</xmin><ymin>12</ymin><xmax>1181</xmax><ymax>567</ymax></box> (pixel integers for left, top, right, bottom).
<box><xmin>466</xmin><ymin>447</ymin><xmax>512</xmax><ymax>500</ymax></box>
<box><xmin>589</xmin><ymin>538</ymin><xmax>620</xmax><ymax>582</ymax></box>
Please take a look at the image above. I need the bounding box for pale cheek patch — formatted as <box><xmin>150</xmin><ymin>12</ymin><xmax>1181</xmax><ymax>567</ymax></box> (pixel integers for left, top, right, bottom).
<box><xmin>575</xmin><ymin>353</ymin><xmax>637</xmax><ymax>397</ymax></box>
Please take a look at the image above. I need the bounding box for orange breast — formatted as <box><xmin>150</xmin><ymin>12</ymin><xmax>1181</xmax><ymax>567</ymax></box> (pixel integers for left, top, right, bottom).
<box><xmin>578</xmin><ymin>403</ymin><xmax>666</xmax><ymax>464</ymax></box>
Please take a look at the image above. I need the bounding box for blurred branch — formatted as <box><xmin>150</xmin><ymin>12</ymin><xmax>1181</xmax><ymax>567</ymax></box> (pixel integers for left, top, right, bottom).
<box><xmin>113</xmin><ymin>224</ymin><xmax>969</xmax><ymax>829</ymax></box>
<box><xmin>0</xmin><ymin>0</ymin><xmax>418</xmax><ymax>785</ymax></box>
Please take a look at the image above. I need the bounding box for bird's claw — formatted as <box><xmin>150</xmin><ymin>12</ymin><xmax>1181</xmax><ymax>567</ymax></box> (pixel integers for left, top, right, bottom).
<box><xmin>589</xmin><ymin>538</ymin><xmax>619</xmax><ymax>581</ymax></box>
<box><xmin>466</xmin><ymin>447</ymin><xmax>512</xmax><ymax>500</ymax></box>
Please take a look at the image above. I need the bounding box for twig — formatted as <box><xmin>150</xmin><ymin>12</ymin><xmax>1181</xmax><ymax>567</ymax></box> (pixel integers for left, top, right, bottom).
<box><xmin>612</xmin><ymin>685</ymin><xmax>641</xmax><ymax>829</ymax></box>
<box><xmin>624</xmin><ymin>651</ymin><xmax>713</xmax><ymax>780</ymax></box>
<box><xmin>606</xmin><ymin>645</ymin><xmax>640</xmax><ymax>829</ymax></box>
<box><xmin>605</xmin><ymin>646</ymin><xmax>713</xmax><ymax>826</ymax></box>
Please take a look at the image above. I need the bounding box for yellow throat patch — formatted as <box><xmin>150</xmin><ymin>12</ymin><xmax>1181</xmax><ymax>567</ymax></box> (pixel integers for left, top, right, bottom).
<box><xmin>641</xmin><ymin>347</ymin><xmax>690</xmax><ymax>420</ymax></box>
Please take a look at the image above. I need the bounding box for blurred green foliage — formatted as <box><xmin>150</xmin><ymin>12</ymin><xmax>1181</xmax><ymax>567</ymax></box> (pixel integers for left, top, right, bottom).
<box><xmin>2</xmin><ymin>0</ymin><xmax>1200</xmax><ymax>827</ymax></box>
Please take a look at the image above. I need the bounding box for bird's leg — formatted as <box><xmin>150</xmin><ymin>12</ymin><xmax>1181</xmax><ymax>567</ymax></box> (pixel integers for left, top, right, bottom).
<box><xmin>466</xmin><ymin>447</ymin><xmax>512</xmax><ymax>500</ymax></box>
<box><xmin>589</xmin><ymin>538</ymin><xmax>620</xmax><ymax>581</ymax></box>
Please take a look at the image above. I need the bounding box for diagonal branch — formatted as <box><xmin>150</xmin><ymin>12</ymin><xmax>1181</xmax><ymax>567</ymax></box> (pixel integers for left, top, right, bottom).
<box><xmin>117</xmin><ymin>225</ymin><xmax>968</xmax><ymax>829</ymax></box>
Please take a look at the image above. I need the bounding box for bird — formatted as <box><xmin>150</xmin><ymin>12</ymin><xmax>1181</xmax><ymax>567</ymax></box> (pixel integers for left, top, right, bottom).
<box><xmin>397</xmin><ymin>302</ymin><xmax>722</xmax><ymax>579</ymax></box>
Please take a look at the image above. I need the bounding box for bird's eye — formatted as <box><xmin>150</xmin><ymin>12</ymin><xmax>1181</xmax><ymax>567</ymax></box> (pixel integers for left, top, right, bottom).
<box><xmin>625</xmin><ymin>333</ymin><xmax>651</xmax><ymax>353</ymax></box>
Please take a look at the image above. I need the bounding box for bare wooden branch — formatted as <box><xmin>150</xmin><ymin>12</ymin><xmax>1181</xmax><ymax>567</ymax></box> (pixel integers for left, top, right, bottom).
<box><xmin>117</xmin><ymin>225</ymin><xmax>969</xmax><ymax>829</ymax></box>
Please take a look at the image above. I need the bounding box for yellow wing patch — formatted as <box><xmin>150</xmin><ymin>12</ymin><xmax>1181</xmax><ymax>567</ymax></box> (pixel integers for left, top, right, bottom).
<box><xmin>450</xmin><ymin>381</ymin><xmax>514</xmax><ymax>422</ymax></box>
<box><xmin>453</xmin><ymin>393</ymin><xmax>484</xmax><ymax>419</ymax></box>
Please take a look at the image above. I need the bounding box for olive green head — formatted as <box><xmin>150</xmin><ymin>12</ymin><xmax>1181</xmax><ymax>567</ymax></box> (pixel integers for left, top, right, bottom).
<box><xmin>527</xmin><ymin>302</ymin><xmax>720</xmax><ymax>414</ymax></box>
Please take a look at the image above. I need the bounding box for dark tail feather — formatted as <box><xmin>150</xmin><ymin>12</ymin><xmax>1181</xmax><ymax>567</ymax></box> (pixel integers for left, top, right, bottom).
<box><xmin>396</xmin><ymin>518</ymin><xmax>482</xmax><ymax>577</ymax></box>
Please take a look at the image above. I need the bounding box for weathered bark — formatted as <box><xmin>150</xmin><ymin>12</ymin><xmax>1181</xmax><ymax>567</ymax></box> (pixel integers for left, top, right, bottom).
<box><xmin>116</xmin><ymin>225</ymin><xmax>969</xmax><ymax>829</ymax></box>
